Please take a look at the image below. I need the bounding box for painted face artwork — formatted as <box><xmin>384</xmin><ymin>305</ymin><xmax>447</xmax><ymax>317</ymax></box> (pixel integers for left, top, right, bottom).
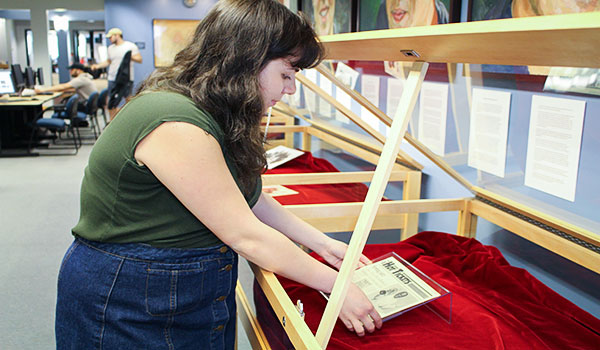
<box><xmin>258</xmin><ymin>58</ymin><xmax>298</xmax><ymax>113</ymax></box>
<box><xmin>312</xmin><ymin>0</ymin><xmax>335</xmax><ymax>35</ymax></box>
<box><xmin>512</xmin><ymin>0</ymin><xmax>600</xmax><ymax>17</ymax></box>
<box><xmin>386</xmin><ymin>0</ymin><xmax>412</xmax><ymax>28</ymax></box>
<box><xmin>385</xmin><ymin>0</ymin><xmax>439</xmax><ymax>28</ymax></box>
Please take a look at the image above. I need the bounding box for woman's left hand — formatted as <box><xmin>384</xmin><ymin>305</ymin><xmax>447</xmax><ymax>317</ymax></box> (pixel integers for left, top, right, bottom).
<box><xmin>318</xmin><ymin>238</ymin><xmax>371</xmax><ymax>270</ymax></box>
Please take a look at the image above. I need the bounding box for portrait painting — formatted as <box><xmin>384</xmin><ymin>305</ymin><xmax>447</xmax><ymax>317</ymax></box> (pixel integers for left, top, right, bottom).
<box><xmin>300</xmin><ymin>0</ymin><xmax>353</xmax><ymax>36</ymax></box>
<box><xmin>468</xmin><ymin>0</ymin><xmax>600</xmax><ymax>21</ymax></box>
<box><xmin>356</xmin><ymin>1</ymin><xmax>460</xmax><ymax>79</ymax></box>
<box><xmin>359</xmin><ymin>0</ymin><xmax>461</xmax><ymax>31</ymax></box>
<box><xmin>153</xmin><ymin>19</ymin><xmax>200</xmax><ymax>68</ymax></box>
<box><xmin>468</xmin><ymin>0</ymin><xmax>600</xmax><ymax>75</ymax></box>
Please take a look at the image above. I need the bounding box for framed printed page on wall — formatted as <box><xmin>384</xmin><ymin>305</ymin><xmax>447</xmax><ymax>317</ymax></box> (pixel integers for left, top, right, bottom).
<box><xmin>152</xmin><ymin>19</ymin><xmax>200</xmax><ymax>68</ymax></box>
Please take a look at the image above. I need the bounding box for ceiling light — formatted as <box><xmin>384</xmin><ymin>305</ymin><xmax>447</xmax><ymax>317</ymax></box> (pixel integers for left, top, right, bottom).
<box><xmin>54</xmin><ymin>16</ymin><xmax>69</xmax><ymax>31</ymax></box>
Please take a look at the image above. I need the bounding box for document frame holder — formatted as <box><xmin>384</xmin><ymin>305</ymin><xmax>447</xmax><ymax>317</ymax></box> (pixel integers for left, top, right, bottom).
<box><xmin>367</xmin><ymin>252</ymin><xmax>452</xmax><ymax>323</ymax></box>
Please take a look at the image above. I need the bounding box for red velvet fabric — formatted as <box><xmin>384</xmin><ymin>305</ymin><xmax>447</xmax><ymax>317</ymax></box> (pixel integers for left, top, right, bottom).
<box><xmin>265</xmin><ymin>151</ymin><xmax>371</xmax><ymax>205</ymax></box>
<box><xmin>259</xmin><ymin>151</ymin><xmax>600</xmax><ymax>348</ymax></box>
<box><xmin>254</xmin><ymin>232</ymin><xmax>600</xmax><ymax>350</ymax></box>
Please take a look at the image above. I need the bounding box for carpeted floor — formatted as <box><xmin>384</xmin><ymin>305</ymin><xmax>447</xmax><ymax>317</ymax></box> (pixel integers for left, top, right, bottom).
<box><xmin>0</xmin><ymin>144</ymin><xmax>256</xmax><ymax>350</ymax></box>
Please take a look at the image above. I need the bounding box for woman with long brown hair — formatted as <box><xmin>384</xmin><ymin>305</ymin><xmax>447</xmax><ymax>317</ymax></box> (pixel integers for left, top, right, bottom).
<box><xmin>55</xmin><ymin>1</ymin><xmax>381</xmax><ymax>348</ymax></box>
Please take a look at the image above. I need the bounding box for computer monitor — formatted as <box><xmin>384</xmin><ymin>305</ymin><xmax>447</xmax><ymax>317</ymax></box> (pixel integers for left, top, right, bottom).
<box><xmin>25</xmin><ymin>66</ymin><xmax>35</xmax><ymax>88</ymax></box>
<box><xmin>0</xmin><ymin>69</ymin><xmax>16</xmax><ymax>94</ymax></box>
<box><xmin>36</xmin><ymin>67</ymin><xmax>45</xmax><ymax>85</ymax></box>
<box><xmin>10</xmin><ymin>64</ymin><xmax>25</xmax><ymax>91</ymax></box>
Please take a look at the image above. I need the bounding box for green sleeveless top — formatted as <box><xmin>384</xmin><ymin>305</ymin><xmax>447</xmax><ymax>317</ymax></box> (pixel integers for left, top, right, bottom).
<box><xmin>72</xmin><ymin>91</ymin><xmax>262</xmax><ymax>248</ymax></box>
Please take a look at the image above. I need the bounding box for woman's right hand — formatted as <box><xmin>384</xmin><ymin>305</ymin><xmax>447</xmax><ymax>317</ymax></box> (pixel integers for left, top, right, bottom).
<box><xmin>338</xmin><ymin>283</ymin><xmax>383</xmax><ymax>336</ymax></box>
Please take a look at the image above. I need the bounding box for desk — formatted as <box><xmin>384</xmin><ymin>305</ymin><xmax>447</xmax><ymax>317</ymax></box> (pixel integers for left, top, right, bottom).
<box><xmin>0</xmin><ymin>93</ymin><xmax>63</xmax><ymax>156</ymax></box>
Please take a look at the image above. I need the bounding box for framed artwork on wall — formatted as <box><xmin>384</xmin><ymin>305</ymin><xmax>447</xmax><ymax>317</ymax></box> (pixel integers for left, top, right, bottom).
<box><xmin>468</xmin><ymin>0</ymin><xmax>600</xmax><ymax>22</ymax></box>
<box><xmin>350</xmin><ymin>1</ymin><xmax>461</xmax><ymax>79</ymax></box>
<box><xmin>358</xmin><ymin>0</ymin><xmax>462</xmax><ymax>32</ymax></box>
<box><xmin>467</xmin><ymin>0</ymin><xmax>600</xmax><ymax>76</ymax></box>
<box><xmin>298</xmin><ymin>0</ymin><xmax>355</xmax><ymax>36</ymax></box>
<box><xmin>152</xmin><ymin>19</ymin><xmax>200</xmax><ymax>68</ymax></box>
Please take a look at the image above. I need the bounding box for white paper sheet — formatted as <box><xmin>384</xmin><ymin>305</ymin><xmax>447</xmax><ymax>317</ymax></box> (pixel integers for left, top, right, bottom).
<box><xmin>524</xmin><ymin>95</ymin><xmax>586</xmax><ymax>201</ymax></box>
<box><xmin>335</xmin><ymin>62</ymin><xmax>359</xmax><ymax>89</ymax></box>
<box><xmin>334</xmin><ymin>62</ymin><xmax>359</xmax><ymax>124</ymax></box>
<box><xmin>281</xmin><ymin>79</ymin><xmax>301</xmax><ymax>108</ymax></box>
<box><xmin>418</xmin><ymin>82</ymin><xmax>449</xmax><ymax>156</ymax></box>
<box><xmin>467</xmin><ymin>88</ymin><xmax>512</xmax><ymax>177</ymax></box>
<box><xmin>384</xmin><ymin>78</ymin><xmax>404</xmax><ymax>137</ymax></box>
<box><xmin>262</xmin><ymin>185</ymin><xmax>299</xmax><ymax>197</ymax></box>
<box><xmin>266</xmin><ymin>145</ymin><xmax>304</xmax><ymax>169</ymax></box>
<box><xmin>304</xmin><ymin>69</ymin><xmax>318</xmax><ymax>115</ymax></box>
<box><xmin>387</xmin><ymin>78</ymin><xmax>404</xmax><ymax>120</ymax></box>
<box><xmin>318</xmin><ymin>75</ymin><xmax>333</xmax><ymax>118</ymax></box>
<box><xmin>384</xmin><ymin>61</ymin><xmax>405</xmax><ymax>80</ymax></box>
<box><xmin>335</xmin><ymin>89</ymin><xmax>352</xmax><ymax>124</ymax></box>
<box><xmin>361</xmin><ymin>74</ymin><xmax>381</xmax><ymax>131</ymax></box>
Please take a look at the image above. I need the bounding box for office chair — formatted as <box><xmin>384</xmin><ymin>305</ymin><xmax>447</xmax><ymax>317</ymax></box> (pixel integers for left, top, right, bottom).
<box><xmin>97</xmin><ymin>88</ymin><xmax>109</xmax><ymax>127</ymax></box>
<box><xmin>28</xmin><ymin>94</ymin><xmax>80</xmax><ymax>155</ymax></box>
<box><xmin>75</xmin><ymin>91</ymin><xmax>100</xmax><ymax>142</ymax></box>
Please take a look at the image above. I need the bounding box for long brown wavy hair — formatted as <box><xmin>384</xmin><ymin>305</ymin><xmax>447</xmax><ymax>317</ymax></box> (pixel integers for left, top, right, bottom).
<box><xmin>136</xmin><ymin>0</ymin><xmax>323</xmax><ymax>196</ymax></box>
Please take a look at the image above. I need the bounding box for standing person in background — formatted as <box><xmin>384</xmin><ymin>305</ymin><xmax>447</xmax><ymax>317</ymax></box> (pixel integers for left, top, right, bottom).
<box><xmin>55</xmin><ymin>1</ymin><xmax>381</xmax><ymax>349</ymax></box>
<box><xmin>91</xmin><ymin>27</ymin><xmax>142</xmax><ymax>121</ymax></box>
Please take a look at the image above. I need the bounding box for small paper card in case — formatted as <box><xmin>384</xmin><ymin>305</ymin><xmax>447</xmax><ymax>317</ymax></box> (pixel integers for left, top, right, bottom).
<box><xmin>265</xmin><ymin>145</ymin><xmax>304</xmax><ymax>169</ymax></box>
<box><xmin>262</xmin><ymin>185</ymin><xmax>299</xmax><ymax>197</ymax></box>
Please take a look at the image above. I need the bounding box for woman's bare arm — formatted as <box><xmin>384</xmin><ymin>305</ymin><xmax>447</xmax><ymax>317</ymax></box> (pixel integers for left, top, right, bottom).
<box><xmin>135</xmin><ymin>121</ymin><xmax>381</xmax><ymax>335</ymax></box>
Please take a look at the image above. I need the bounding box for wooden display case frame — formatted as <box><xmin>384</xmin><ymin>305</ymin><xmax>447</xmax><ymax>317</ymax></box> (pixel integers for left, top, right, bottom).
<box><xmin>238</xmin><ymin>12</ymin><xmax>600</xmax><ymax>350</ymax></box>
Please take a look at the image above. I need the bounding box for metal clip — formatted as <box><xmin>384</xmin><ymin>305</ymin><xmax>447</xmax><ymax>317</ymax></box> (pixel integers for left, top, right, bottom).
<box><xmin>400</xmin><ymin>49</ymin><xmax>420</xmax><ymax>58</ymax></box>
<box><xmin>296</xmin><ymin>299</ymin><xmax>305</xmax><ymax>320</ymax></box>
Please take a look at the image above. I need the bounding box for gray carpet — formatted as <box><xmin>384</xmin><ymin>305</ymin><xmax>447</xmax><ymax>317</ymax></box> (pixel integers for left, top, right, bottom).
<box><xmin>0</xmin><ymin>145</ymin><xmax>255</xmax><ymax>350</ymax></box>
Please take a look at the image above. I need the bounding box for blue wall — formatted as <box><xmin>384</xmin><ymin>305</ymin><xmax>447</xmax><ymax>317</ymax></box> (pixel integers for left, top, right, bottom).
<box><xmin>104</xmin><ymin>0</ymin><xmax>218</xmax><ymax>87</ymax></box>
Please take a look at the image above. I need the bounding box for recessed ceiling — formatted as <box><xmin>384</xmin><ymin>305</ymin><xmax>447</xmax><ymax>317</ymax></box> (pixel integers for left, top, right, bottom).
<box><xmin>0</xmin><ymin>9</ymin><xmax>104</xmax><ymax>22</ymax></box>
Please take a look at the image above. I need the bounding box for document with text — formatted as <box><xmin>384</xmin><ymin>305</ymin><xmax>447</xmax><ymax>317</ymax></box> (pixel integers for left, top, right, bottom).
<box><xmin>322</xmin><ymin>253</ymin><xmax>443</xmax><ymax>321</ymax></box>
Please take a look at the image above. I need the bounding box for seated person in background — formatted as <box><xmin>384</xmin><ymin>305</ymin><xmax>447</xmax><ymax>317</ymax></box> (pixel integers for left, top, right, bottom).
<box><xmin>35</xmin><ymin>63</ymin><xmax>98</xmax><ymax>111</ymax></box>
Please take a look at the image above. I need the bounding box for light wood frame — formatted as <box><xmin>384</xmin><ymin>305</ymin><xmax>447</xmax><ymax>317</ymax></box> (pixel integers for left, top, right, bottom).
<box><xmin>262</xmin><ymin>110</ymin><xmax>295</xmax><ymax>149</ymax></box>
<box><xmin>261</xmin><ymin>105</ymin><xmax>423</xmax><ymax>237</ymax></box>
<box><xmin>238</xmin><ymin>12</ymin><xmax>600</xmax><ymax>350</ymax></box>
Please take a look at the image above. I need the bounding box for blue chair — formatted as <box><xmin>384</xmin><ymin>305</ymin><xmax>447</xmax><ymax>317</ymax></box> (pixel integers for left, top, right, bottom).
<box><xmin>28</xmin><ymin>95</ymin><xmax>80</xmax><ymax>155</ymax></box>
<box><xmin>97</xmin><ymin>88</ymin><xmax>109</xmax><ymax>127</ymax></box>
<box><xmin>75</xmin><ymin>91</ymin><xmax>100</xmax><ymax>140</ymax></box>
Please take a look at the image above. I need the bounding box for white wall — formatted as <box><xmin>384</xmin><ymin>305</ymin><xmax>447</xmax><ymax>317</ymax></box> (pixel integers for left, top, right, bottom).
<box><xmin>0</xmin><ymin>0</ymin><xmax>104</xmax><ymax>84</ymax></box>
<box><xmin>0</xmin><ymin>18</ymin><xmax>7</xmax><ymax>64</ymax></box>
<box><xmin>13</xmin><ymin>20</ymin><xmax>28</xmax><ymax>66</ymax></box>
<box><xmin>0</xmin><ymin>0</ymin><xmax>103</xmax><ymax>11</ymax></box>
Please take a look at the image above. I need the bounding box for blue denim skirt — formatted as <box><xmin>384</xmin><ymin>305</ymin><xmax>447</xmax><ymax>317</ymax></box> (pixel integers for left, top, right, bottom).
<box><xmin>56</xmin><ymin>237</ymin><xmax>238</xmax><ymax>350</ymax></box>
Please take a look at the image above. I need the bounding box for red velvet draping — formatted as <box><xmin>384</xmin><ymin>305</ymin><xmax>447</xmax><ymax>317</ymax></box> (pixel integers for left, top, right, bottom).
<box><xmin>265</xmin><ymin>151</ymin><xmax>371</xmax><ymax>205</ymax></box>
<box><xmin>255</xmin><ymin>232</ymin><xmax>600</xmax><ymax>350</ymax></box>
<box><xmin>259</xmin><ymin>151</ymin><xmax>600</xmax><ymax>349</ymax></box>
